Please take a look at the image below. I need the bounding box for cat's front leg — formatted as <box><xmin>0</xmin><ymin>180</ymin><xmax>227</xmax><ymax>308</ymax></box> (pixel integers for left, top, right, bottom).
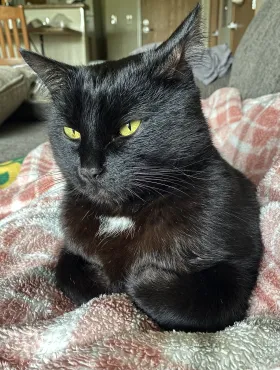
<box><xmin>126</xmin><ymin>262</ymin><xmax>250</xmax><ymax>332</ymax></box>
<box><xmin>55</xmin><ymin>248</ymin><xmax>109</xmax><ymax>305</ymax></box>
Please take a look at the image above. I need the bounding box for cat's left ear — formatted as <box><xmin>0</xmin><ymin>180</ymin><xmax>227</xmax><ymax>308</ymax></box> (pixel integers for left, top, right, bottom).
<box><xmin>150</xmin><ymin>3</ymin><xmax>203</xmax><ymax>78</ymax></box>
<box><xmin>20</xmin><ymin>49</ymin><xmax>76</xmax><ymax>96</ymax></box>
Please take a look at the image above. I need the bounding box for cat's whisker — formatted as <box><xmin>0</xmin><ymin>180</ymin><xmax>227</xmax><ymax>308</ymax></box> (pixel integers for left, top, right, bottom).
<box><xmin>133</xmin><ymin>178</ymin><xmax>187</xmax><ymax>198</ymax></box>
<box><xmin>135</xmin><ymin>175</ymin><xmax>195</xmax><ymax>190</ymax></box>
<box><xmin>137</xmin><ymin>173</ymin><xmax>206</xmax><ymax>195</ymax></box>
<box><xmin>132</xmin><ymin>166</ymin><xmax>208</xmax><ymax>184</ymax></box>
<box><xmin>81</xmin><ymin>209</ymin><xmax>91</xmax><ymax>221</ymax></box>
<box><xmin>127</xmin><ymin>187</ymin><xmax>145</xmax><ymax>203</ymax></box>
<box><xmin>132</xmin><ymin>181</ymin><xmax>165</xmax><ymax>197</ymax></box>
<box><xmin>134</xmin><ymin>171</ymin><xmax>200</xmax><ymax>188</ymax></box>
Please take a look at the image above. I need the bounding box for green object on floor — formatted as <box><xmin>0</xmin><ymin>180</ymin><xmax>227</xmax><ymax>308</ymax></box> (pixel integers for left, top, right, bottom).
<box><xmin>0</xmin><ymin>157</ymin><xmax>24</xmax><ymax>189</ymax></box>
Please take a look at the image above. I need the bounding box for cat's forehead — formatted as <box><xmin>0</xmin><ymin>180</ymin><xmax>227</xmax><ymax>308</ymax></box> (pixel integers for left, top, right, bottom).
<box><xmin>84</xmin><ymin>56</ymin><xmax>146</xmax><ymax>88</ymax></box>
<box><xmin>95</xmin><ymin>54</ymin><xmax>143</xmax><ymax>75</ymax></box>
<box><xmin>73</xmin><ymin>58</ymin><xmax>151</xmax><ymax>105</ymax></box>
<box><xmin>64</xmin><ymin>57</ymin><xmax>153</xmax><ymax>128</ymax></box>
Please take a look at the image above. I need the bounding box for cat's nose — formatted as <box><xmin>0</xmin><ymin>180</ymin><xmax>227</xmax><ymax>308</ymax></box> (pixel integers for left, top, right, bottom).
<box><xmin>79</xmin><ymin>166</ymin><xmax>104</xmax><ymax>180</ymax></box>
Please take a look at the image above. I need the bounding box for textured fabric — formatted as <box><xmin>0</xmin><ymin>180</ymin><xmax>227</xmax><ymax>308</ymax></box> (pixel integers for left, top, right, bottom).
<box><xmin>0</xmin><ymin>65</ymin><xmax>36</xmax><ymax>125</ymax></box>
<box><xmin>0</xmin><ymin>67</ymin><xmax>27</xmax><ymax>126</ymax></box>
<box><xmin>229</xmin><ymin>0</ymin><xmax>280</xmax><ymax>99</ymax></box>
<box><xmin>202</xmin><ymin>88</ymin><xmax>280</xmax><ymax>184</ymax></box>
<box><xmin>193</xmin><ymin>44</ymin><xmax>233</xmax><ymax>85</ymax></box>
<box><xmin>13</xmin><ymin>64</ymin><xmax>37</xmax><ymax>93</ymax></box>
<box><xmin>195</xmin><ymin>72</ymin><xmax>230</xmax><ymax>99</ymax></box>
<box><xmin>0</xmin><ymin>88</ymin><xmax>280</xmax><ymax>369</ymax></box>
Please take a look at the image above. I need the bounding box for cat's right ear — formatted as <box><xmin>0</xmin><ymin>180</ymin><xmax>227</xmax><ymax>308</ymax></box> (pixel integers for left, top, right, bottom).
<box><xmin>20</xmin><ymin>49</ymin><xmax>76</xmax><ymax>96</ymax></box>
<box><xmin>146</xmin><ymin>4</ymin><xmax>203</xmax><ymax>79</ymax></box>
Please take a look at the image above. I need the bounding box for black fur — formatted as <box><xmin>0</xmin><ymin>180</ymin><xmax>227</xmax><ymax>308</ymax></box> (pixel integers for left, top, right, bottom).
<box><xmin>21</xmin><ymin>4</ymin><xmax>263</xmax><ymax>332</ymax></box>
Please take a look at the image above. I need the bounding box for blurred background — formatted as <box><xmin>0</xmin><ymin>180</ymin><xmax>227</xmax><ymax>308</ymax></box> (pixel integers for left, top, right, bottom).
<box><xmin>0</xmin><ymin>0</ymin><xmax>264</xmax><ymax>64</ymax></box>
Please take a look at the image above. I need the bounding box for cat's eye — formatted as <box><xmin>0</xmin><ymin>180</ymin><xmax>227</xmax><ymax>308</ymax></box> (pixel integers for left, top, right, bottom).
<box><xmin>64</xmin><ymin>127</ymin><xmax>81</xmax><ymax>140</ymax></box>
<box><xmin>120</xmin><ymin>120</ymin><xmax>141</xmax><ymax>137</ymax></box>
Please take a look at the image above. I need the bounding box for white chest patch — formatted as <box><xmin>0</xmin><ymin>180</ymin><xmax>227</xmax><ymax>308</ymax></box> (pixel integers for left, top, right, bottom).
<box><xmin>98</xmin><ymin>216</ymin><xmax>135</xmax><ymax>237</ymax></box>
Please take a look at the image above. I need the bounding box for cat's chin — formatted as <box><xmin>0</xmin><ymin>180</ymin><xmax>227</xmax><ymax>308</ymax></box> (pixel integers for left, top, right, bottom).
<box><xmin>85</xmin><ymin>188</ymin><xmax>120</xmax><ymax>210</ymax></box>
<box><xmin>79</xmin><ymin>186</ymin><xmax>145</xmax><ymax>214</ymax></box>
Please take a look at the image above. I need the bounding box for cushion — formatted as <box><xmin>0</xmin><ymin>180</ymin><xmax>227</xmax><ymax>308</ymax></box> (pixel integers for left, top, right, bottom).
<box><xmin>229</xmin><ymin>0</ymin><xmax>280</xmax><ymax>99</ymax></box>
<box><xmin>195</xmin><ymin>72</ymin><xmax>230</xmax><ymax>99</ymax></box>
<box><xmin>0</xmin><ymin>65</ymin><xmax>36</xmax><ymax>126</ymax></box>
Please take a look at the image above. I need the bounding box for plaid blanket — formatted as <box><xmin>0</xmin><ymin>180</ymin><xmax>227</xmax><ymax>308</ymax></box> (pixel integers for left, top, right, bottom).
<box><xmin>0</xmin><ymin>88</ymin><xmax>280</xmax><ymax>370</ymax></box>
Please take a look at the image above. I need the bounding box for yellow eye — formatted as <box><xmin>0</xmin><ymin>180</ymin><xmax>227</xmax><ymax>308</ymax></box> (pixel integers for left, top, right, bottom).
<box><xmin>63</xmin><ymin>127</ymin><xmax>81</xmax><ymax>140</ymax></box>
<box><xmin>120</xmin><ymin>120</ymin><xmax>141</xmax><ymax>137</ymax></box>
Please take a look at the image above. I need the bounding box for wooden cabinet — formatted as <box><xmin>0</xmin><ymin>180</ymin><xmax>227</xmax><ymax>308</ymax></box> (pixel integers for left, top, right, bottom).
<box><xmin>102</xmin><ymin>0</ymin><xmax>141</xmax><ymax>60</ymax></box>
<box><xmin>209</xmin><ymin>0</ymin><xmax>254</xmax><ymax>53</ymax></box>
<box><xmin>102</xmin><ymin>0</ymin><xmax>254</xmax><ymax>60</ymax></box>
<box><xmin>102</xmin><ymin>0</ymin><xmax>206</xmax><ymax>60</ymax></box>
<box><xmin>141</xmin><ymin>0</ymin><xmax>198</xmax><ymax>46</ymax></box>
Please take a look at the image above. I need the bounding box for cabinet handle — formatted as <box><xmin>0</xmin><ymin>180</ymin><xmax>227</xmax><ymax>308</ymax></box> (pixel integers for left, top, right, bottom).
<box><xmin>142</xmin><ymin>26</ymin><xmax>154</xmax><ymax>33</ymax></box>
<box><xmin>227</xmin><ymin>22</ymin><xmax>239</xmax><ymax>29</ymax></box>
<box><xmin>110</xmin><ymin>15</ymin><xmax>117</xmax><ymax>25</ymax></box>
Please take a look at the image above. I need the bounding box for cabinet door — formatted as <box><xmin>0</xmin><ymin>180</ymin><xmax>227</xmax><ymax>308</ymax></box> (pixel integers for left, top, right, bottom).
<box><xmin>231</xmin><ymin>0</ymin><xmax>254</xmax><ymax>53</ymax></box>
<box><xmin>217</xmin><ymin>0</ymin><xmax>232</xmax><ymax>47</ymax></box>
<box><xmin>218</xmin><ymin>0</ymin><xmax>254</xmax><ymax>53</ymax></box>
<box><xmin>209</xmin><ymin>0</ymin><xmax>220</xmax><ymax>47</ymax></box>
<box><xmin>103</xmin><ymin>0</ymin><xmax>140</xmax><ymax>60</ymax></box>
<box><xmin>141</xmin><ymin>0</ymin><xmax>198</xmax><ymax>45</ymax></box>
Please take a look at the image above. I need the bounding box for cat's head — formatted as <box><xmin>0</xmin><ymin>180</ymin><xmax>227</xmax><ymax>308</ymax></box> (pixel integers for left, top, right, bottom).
<box><xmin>21</xmin><ymin>4</ymin><xmax>211</xmax><ymax>212</ymax></box>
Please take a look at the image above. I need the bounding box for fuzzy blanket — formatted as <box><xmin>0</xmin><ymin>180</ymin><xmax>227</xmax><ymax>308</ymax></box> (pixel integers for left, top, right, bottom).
<box><xmin>0</xmin><ymin>88</ymin><xmax>280</xmax><ymax>370</ymax></box>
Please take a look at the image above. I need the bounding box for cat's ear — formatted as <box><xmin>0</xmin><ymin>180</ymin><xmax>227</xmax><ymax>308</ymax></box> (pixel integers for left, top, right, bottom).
<box><xmin>20</xmin><ymin>49</ymin><xmax>76</xmax><ymax>96</ymax></box>
<box><xmin>150</xmin><ymin>3</ymin><xmax>203</xmax><ymax>78</ymax></box>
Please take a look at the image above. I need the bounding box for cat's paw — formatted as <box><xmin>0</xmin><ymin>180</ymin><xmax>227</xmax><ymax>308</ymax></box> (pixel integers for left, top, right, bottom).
<box><xmin>126</xmin><ymin>262</ymin><xmax>247</xmax><ymax>332</ymax></box>
<box><xmin>55</xmin><ymin>249</ymin><xmax>108</xmax><ymax>305</ymax></box>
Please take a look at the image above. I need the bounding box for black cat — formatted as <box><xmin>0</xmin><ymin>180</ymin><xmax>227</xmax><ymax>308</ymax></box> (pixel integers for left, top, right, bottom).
<box><xmin>21</xmin><ymin>4</ymin><xmax>263</xmax><ymax>332</ymax></box>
